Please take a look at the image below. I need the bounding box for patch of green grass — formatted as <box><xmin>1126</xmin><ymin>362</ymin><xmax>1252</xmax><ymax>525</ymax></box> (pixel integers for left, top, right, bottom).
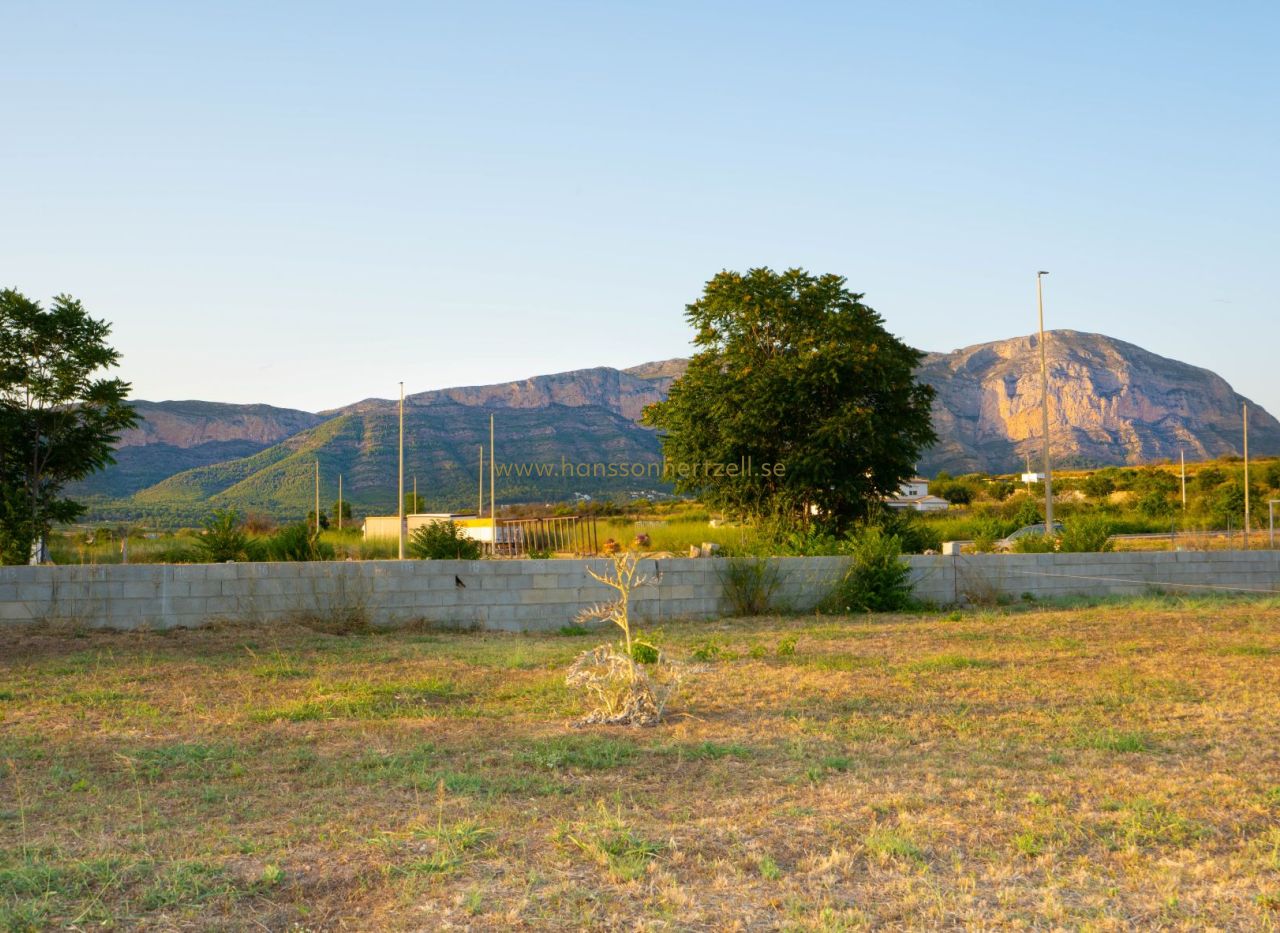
<box><xmin>1013</xmin><ymin>832</ymin><xmax>1044</xmax><ymax>857</ymax></box>
<box><xmin>1107</xmin><ymin>799</ymin><xmax>1206</xmax><ymax>849</ymax></box>
<box><xmin>1075</xmin><ymin>729</ymin><xmax>1152</xmax><ymax>753</ymax></box>
<box><xmin>666</xmin><ymin>741</ymin><xmax>753</xmax><ymax>761</ymax></box>
<box><xmin>131</xmin><ymin>743</ymin><xmax>240</xmax><ymax>782</ymax></box>
<box><xmin>902</xmin><ymin>654</ymin><xmax>998</xmax><ymax>674</ymax></box>
<box><xmin>252</xmin><ymin>677</ymin><xmax>461</xmax><ymax>721</ymax></box>
<box><xmin>519</xmin><ymin>736</ymin><xmax>636</xmax><ymax>771</ymax></box>
<box><xmin>758</xmin><ymin>853</ymin><xmax>782</xmax><ymax>880</ymax></box>
<box><xmin>689</xmin><ymin>640</ymin><xmax>723</xmax><ymax>662</ymax></box>
<box><xmin>139</xmin><ymin>861</ymin><xmax>235</xmax><ymax>910</ymax></box>
<box><xmin>801</xmin><ymin>653</ymin><xmax>877</xmax><ymax>672</ymax></box>
<box><xmin>568</xmin><ymin>813</ymin><xmax>664</xmax><ymax>883</ymax></box>
<box><xmin>863</xmin><ymin>829</ymin><xmax>924</xmax><ymax>863</ymax></box>
<box><xmin>353</xmin><ymin>743</ymin><xmax>438</xmax><ymax>784</ymax></box>
<box><xmin>1217</xmin><ymin>643</ymin><xmax>1275</xmax><ymax>657</ymax></box>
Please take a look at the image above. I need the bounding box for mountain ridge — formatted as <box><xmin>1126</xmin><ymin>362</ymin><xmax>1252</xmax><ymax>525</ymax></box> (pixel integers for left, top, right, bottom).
<box><xmin>73</xmin><ymin>331</ymin><xmax>1280</xmax><ymax>521</ymax></box>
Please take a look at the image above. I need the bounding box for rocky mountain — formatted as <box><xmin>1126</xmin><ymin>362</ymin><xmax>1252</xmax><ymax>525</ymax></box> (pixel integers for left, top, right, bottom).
<box><xmin>74</xmin><ymin>334</ymin><xmax>1280</xmax><ymax>522</ymax></box>
<box><xmin>916</xmin><ymin>331</ymin><xmax>1280</xmax><ymax>474</ymax></box>
<box><xmin>118</xmin><ymin>401</ymin><xmax>323</xmax><ymax>449</ymax></box>
<box><xmin>71</xmin><ymin>401</ymin><xmax>324</xmax><ymax>499</ymax></box>
<box><xmin>330</xmin><ymin>365</ymin><xmax>673</xmax><ymax>423</ymax></box>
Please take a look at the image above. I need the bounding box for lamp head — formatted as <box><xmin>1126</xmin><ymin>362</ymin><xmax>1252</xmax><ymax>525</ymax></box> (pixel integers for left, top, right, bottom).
<box><xmin>1037</xmin><ymin>270</ymin><xmax>1050</xmax><ymax>276</ymax></box>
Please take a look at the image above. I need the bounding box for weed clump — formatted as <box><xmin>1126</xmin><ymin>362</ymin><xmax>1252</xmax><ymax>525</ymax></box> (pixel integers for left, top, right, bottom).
<box><xmin>827</xmin><ymin>525</ymin><xmax>912</xmax><ymax>612</ymax></box>
<box><xmin>566</xmin><ymin>553</ymin><xmax>690</xmax><ymax>726</ymax></box>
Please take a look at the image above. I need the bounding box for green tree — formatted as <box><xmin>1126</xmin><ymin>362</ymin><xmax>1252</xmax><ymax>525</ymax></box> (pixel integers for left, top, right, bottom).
<box><xmin>641</xmin><ymin>268</ymin><xmax>936</xmax><ymax>528</ymax></box>
<box><xmin>403</xmin><ymin>492</ymin><xmax>426</xmax><ymax>513</ymax></box>
<box><xmin>0</xmin><ymin>290</ymin><xmax>139</xmax><ymax>564</ymax></box>
<box><xmin>331</xmin><ymin>499</ymin><xmax>353</xmax><ymax>522</ymax></box>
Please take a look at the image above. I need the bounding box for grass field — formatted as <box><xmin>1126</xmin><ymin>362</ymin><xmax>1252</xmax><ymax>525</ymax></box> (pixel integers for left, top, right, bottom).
<box><xmin>3</xmin><ymin>598</ymin><xmax>1280</xmax><ymax>929</ymax></box>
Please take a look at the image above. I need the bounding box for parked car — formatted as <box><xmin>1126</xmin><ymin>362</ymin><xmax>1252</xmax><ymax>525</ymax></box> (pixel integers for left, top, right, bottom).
<box><xmin>996</xmin><ymin>522</ymin><xmax>1063</xmax><ymax>551</ymax></box>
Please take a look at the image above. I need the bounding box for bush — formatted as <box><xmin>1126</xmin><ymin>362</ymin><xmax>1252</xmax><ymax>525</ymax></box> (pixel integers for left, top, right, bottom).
<box><xmin>827</xmin><ymin>525</ymin><xmax>912</xmax><ymax>612</ymax></box>
<box><xmin>1058</xmin><ymin>515</ymin><xmax>1114</xmax><ymax>552</ymax></box>
<box><xmin>194</xmin><ymin>510</ymin><xmax>251</xmax><ymax>562</ymax></box>
<box><xmin>1012</xmin><ymin>498</ymin><xmax>1043</xmax><ymax>527</ymax></box>
<box><xmin>408</xmin><ymin>520</ymin><xmax>483</xmax><ymax>560</ymax></box>
<box><xmin>265</xmin><ymin>524</ymin><xmax>334</xmax><ymax>562</ymax></box>
<box><xmin>718</xmin><ymin>556</ymin><xmax>781</xmax><ymax>616</ymax></box>
<box><xmin>882</xmin><ymin>512</ymin><xmax>942</xmax><ymax>554</ymax></box>
<box><xmin>1011</xmin><ymin>533</ymin><xmax>1056</xmax><ymax>553</ymax></box>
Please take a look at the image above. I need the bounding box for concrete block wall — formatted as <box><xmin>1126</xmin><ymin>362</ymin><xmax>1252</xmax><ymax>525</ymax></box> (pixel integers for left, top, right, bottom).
<box><xmin>1</xmin><ymin>552</ymin><xmax>1276</xmax><ymax>632</ymax></box>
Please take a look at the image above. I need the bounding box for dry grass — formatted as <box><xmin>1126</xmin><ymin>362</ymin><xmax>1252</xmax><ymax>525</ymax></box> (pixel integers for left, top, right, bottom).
<box><xmin>3</xmin><ymin>597</ymin><xmax>1280</xmax><ymax>929</ymax></box>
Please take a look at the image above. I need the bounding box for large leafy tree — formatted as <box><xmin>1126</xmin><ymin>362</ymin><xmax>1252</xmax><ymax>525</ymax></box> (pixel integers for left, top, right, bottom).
<box><xmin>0</xmin><ymin>290</ymin><xmax>139</xmax><ymax>564</ymax></box>
<box><xmin>641</xmin><ymin>268</ymin><xmax>936</xmax><ymax>528</ymax></box>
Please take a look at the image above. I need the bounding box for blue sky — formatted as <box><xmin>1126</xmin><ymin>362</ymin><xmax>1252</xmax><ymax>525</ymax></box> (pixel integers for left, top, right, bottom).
<box><xmin>3</xmin><ymin>1</ymin><xmax>1276</xmax><ymax>415</ymax></box>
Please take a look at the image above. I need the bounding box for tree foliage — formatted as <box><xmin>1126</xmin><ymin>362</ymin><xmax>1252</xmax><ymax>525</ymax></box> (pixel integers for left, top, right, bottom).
<box><xmin>0</xmin><ymin>290</ymin><xmax>138</xmax><ymax>564</ymax></box>
<box><xmin>194</xmin><ymin>509</ymin><xmax>252</xmax><ymax>562</ymax></box>
<box><xmin>641</xmin><ymin>268</ymin><xmax>936</xmax><ymax>528</ymax></box>
<box><xmin>408</xmin><ymin>520</ymin><xmax>482</xmax><ymax>560</ymax></box>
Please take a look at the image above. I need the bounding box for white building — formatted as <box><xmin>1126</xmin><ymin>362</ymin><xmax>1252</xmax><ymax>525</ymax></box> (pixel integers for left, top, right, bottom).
<box><xmin>884</xmin><ymin>477</ymin><xmax>950</xmax><ymax>512</ymax></box>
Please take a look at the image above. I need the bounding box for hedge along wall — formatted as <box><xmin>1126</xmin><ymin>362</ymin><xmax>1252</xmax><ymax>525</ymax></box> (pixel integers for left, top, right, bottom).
<box><xmin>1</xmin><ymin>552</ymin><xmax>1277</xmax><ymax>632</ymax></box>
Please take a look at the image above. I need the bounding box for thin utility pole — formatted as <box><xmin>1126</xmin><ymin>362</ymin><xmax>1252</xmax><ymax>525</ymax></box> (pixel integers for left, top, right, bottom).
<box><xmin>1180</xmin><ymin>450</ymin><xmax>1186</xmax><ymax>509</ymax></box>
<box><xmin>478</xmin><ymin>445</ymin><xmax>484</xmax><ymax>517</ymax></box>
<box><xmin>489</xmin><ymin>414</ymin><xmax>496</xmax><ymax>553</ymax></box>
<box><xmin>314</xmin><ymin>460</ymin><xmax>320</xmax><ymax>537</ymax></box>
<box><xmin>338</xmin><ymin>474</ymin><xmax>343</xmax><ymax>532</ymax></box>
<box><xmin>1243</xmin><ymin>404</ymin><xmax>1250</xmax><ymax>550</ymax></box>
<box><xmin>398</xmin><ymin>382</ymin><xmax>405</xmax><ymax>560</ymax></box>
<box><xmin>413</xmin><ymin>475</ymin><xmax>418</xmax><ymax>514</ymax></box>
<box><xmin>1037</xmin><ymin>271</ymin><xmax>1054</xmax><ymax>530</ymax></box>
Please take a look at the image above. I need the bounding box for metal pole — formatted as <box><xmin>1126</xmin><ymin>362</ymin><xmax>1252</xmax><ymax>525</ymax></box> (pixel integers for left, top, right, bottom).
<box><xmin>413</xmin><ymin>475</ymin><xmax>418</xmax><ymax>514</ymax></box>
<box><xmin>314</xmin><ymin>460</ymin><xmax>320</xmax><ymax>537</ymax></box>
<box><xmin>1269</xmin><ymin>500</ymin><xmax>1277</xmax><ymax>549</ymax></box>
<box><xmin>1180</xmin><ymin>450</ymin><xmax>1186</xmax><ymax>510</ymax></box>
<box><xmin>490</xmin><ymin>414</ymin><xmax>496</xmax><ymax>555</ymax></box>
<box><xmin>398</xmin><ymin>382</ymin><xmax>405</xmax><ymax>560</ymax></box>
<box><xmin>338</xmin><ymin>474</ymin><xmax>343</xmax><ymax>532</ymax></box>
<box><xmin>478</xmin><ymin>445</ymin><xmax>484</xmax><ymax>517</ymax></box>
<box><xmin>1243</xmin><ymin>404</ymin><xmax>1250</xmax><ymax>550</ymax></box>
<box><xmin>1037</xmin><ymin>271</ymin><xmax>1053</xmax><ymax>530</ymax></box>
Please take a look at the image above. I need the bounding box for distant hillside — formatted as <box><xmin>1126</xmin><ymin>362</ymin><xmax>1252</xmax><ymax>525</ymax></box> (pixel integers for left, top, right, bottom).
<box><xmin>97</xmin><ymin>402</ymin><xmax>663</xmax><ymax>523</ymax></box>
<box><xmin>75</xmin><ymin>333</ymin><xmax>1280</xmax><ymax>524</ymax></box>
<box><xmin>70</xmin><ymin>401</ymin><xmax>324</xmax><ymax>499</ymax></box>
<box><xmin>328</xmin><ymin>366</ymin><xmax>671</xmax><ymax>423</ymax></box>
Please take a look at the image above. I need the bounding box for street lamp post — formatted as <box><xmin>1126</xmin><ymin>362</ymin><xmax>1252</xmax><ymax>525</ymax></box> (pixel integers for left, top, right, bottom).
<box><xmin>1270</xmin><ymin>500</ymin><xmax>1279</xmax><ymax>550</ymax></box>
<box><xmin>398</xmin><ymin>382</ymin><xmax>405</xmax><ymax>560</ymax></box>
<box><xmin>1037</xmin><ymin>271</ymin><xmax>1054</xmax><ymax>531</ymax></box>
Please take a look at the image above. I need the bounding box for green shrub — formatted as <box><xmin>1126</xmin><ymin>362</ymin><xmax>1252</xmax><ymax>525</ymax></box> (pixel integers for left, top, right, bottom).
<box><xmin>1058</xmin><ymin>515</ymin><xmax>1114</xmax><ymax>553</ymax></box>
<box><xmin>630</xmin><ymin>640</ymin><xmax>660</xmax><ymax>665</ymax></box>
<box><xmin>1012</xmin><ymin>498</ymin><xmax>1043</xmax><ymax>527</ymax></box>
<box><xmin>827</xmin><ymin>525</ymin><xmax>912</xmax><ymax>612</ymax></box>
<box><xmin>971</xmin><ymin>518</ymin><xmax>1002</xmax><ymax>553</ymax></box>
<box><xmin>718</xmin><ymin>557</ymin><xmax>781</xmax><ymax>615</ymax></box>
<box><xmin>1011</xmin><ymin>533</ymin><xmax>1056</xmax><ymax>553</ymax></box>
<box><xmin>882</xmin><ymin>512</ymin><xmax>942</xmax><ymax>554</ymax></box>
<box><xmin>194</xmin><ymin>510</ymin><xmax>251</xmax><ymax>562</ymax></box>
<box><xmin>409</xmin><ymin>521</ymin><xmax>483</xmax><ymax>560</ymax></box>
<box><xmin>265</xmin><ymin>524</ymin><xmax>335</xmax><ymax>562</ymax></box>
